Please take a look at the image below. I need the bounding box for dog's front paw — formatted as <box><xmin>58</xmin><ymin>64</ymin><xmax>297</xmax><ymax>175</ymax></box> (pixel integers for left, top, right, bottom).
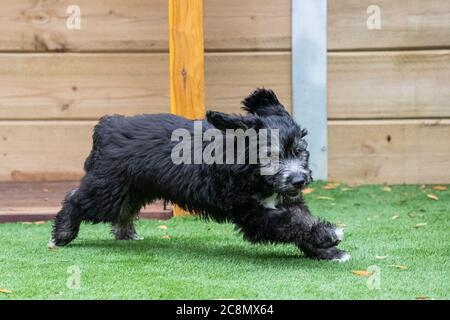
<box><xmin>301</xmin><ymin>245</ymin><xmax>351</xmax><ymax>262</ymax></box>
<box><xmin>334</xmin><ymin>227</ymin><xmax>344</xmax><ymax>241</ymax></box>
<box><xmin>309</xmin><ymin>222</ymin><xmax>343</xmax><ymax>249</ymax></box>
<box><xmin>332</xmin><ymin>250</ymin><xmax>351</xmax><ymax>263</ymax></box>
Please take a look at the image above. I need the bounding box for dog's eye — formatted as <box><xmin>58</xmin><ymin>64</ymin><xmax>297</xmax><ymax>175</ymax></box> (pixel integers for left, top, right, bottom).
<box><xmin>295</xmin><ymin>147</ymin><xmax>302</xmax><ymax>155</ymax></box>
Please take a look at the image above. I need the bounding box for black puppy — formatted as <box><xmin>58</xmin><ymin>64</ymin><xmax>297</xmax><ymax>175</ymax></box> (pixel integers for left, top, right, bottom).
<box><xmin>50</xmin><ymin>88</ymin><xmax>350</xmax><ymax>261</ymax></box>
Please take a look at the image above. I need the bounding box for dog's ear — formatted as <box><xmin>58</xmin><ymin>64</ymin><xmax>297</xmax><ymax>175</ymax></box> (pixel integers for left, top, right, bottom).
<box><xmin>300</xmin><ymin>128</ymin><xmax>308</xmax><ymax>138</ymax></box>
<box><xmin>206</xmin><ymin>111</ymin><xmax>262</xmax><ymax>131</ymax></box>
<box><xmin>241</xmin><ymin>88</ymin><xmax>287</xmax><ymax>117</ymax></box>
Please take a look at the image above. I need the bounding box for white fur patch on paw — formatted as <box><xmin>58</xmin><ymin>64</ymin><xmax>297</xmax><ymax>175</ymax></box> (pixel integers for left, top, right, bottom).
<box><xmin>47</xmin><ymin>239</ymin><xmax>57</xmax><ymax>249</ymax></box>
<box><xmin>333</xmin><ymin>252</ymin><xmax>351</xmax><ymax>263</ymax></box>
<box><xmin>335</xmin><ymin>227</ymin><xmax>344</xmax><ymax>241</ymax></box>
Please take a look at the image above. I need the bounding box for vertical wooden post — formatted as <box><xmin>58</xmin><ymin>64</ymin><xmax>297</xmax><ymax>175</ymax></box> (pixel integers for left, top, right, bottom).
<box><xmin>169</xmin><ymin>0</ymin><xmax>205</xmax><ymax>216</ymax></box>
<box><xmin>292</xmin><ymin>0</ymin><xmax>328</xmax><ymax>180</ymax></box>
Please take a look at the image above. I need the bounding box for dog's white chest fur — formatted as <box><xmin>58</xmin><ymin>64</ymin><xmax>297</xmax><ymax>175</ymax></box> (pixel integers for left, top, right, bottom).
<box><xmin>260</xmin><ymin>193</ymin><xmax>279</xmax><ymax>209</ymax></box>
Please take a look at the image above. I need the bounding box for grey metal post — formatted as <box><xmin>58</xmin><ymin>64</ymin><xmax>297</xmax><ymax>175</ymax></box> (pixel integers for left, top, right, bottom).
<box><xmin>292</xmin><ymin>0</ymin><xmax>328</xmax><ymax>180</ymax></box>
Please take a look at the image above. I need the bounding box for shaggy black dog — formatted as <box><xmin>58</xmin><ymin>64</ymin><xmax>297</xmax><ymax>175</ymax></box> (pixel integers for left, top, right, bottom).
<box><xmin>50</xmin><ymin>88</ymin><xmax>350</xmax><ymax>261</ymax></box>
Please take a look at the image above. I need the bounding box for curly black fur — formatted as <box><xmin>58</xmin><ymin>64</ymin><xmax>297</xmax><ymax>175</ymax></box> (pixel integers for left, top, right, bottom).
<box><xmin>50</xmin><ymin>88</ymin><xmax>349</xmax><ymax>261</ymax></box>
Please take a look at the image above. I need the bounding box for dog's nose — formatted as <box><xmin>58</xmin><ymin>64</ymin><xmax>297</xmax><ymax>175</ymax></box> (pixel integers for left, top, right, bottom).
<box><xmin>291</xmin><ymin>176</ymin><xmax>306</xmax><ymax>189</ymax></box>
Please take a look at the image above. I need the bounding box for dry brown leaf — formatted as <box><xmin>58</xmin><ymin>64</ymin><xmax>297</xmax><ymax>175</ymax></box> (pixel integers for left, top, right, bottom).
<box><xmin>414</xmin><ymin>222</ymin><xmax>427</xmax><ymax>228</ymax></box>
<box><xmin>157</xmin><ymin>225</ymin><xmax>168</xmax><ymax>230</ymax></box>
<box><xmin>323</xmin><ymin>183</ymin><xmax>340</xmax><ymax>190</ymax></box>
<box><xmin>426</xmin><ymin>194</ymin><xmax>439</xmax><ymax>201</ymax></box>
<box><xmin>391</xmin><ymin>215</ymin><xmax>399</xmax><ymax>220</ymax></box>
<box><xmin>375</xmin><ymin>255</ymin><xmax>388</xmax><ymax>260</ymax></box>
<box><xmin>0</xmin><ymin>288</ymin><xmax>12</xmax><ymax>294</ymax></box>
<box><xmin>432</xmin><ymin>185</ymin><xmax>448</xmax><ymax>191</ymax></box>
<box><xmin>352</xmin><ymin>270</ymin><xmax>373</xmax><ymax>277</ymax></box>
<box><xmin>316</xmin><ymin>196</ymin><xmax>335</xmax><ymax>201</ymax></box>
<box><xmin>382</xmin><ymin>186</ymin><xmax>392</xmax><ymax>192</ymax></box>
<box><xmin>416</xmin><ymin>296</ymin><xmax>431</xmax><ymax>300</ymax></box>
<box><xmin>408</xmin><ymin>212</ymin><xmax>424</xmax><ymax>218</ymax></box>
<box><xmin>162</xmin><ymin>235</ymin><xmax>170</xmax><ymax>239</ymax></box>
<box><xmin>389</xmin><ymin>264</ymin><xmax>408</xmax><ymax>270</ymax></box>
<box><xmin>302</xmin><ymin>188</ymin><xmax>315</xmax><ymax>194</ymax></box>
<box><xmin>34</xmin><ymin>221</ymin><xmax>46</xmax><ymax>225</ymax></box>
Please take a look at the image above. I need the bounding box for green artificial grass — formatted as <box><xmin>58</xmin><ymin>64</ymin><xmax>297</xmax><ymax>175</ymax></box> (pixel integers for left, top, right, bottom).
<box><xmin>0</xmin><ymin>183</ymin><xmax>449</xmax><ymax>299</ymax></box>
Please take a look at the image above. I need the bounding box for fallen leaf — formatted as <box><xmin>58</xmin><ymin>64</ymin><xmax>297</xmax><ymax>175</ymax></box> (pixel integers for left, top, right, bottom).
<box><xmin>162</xmin><ymin>235</ymin><xmax>170</xmax><ymax>239</ymax></box>
<box><xmin>391</xmin><ymin>215</ymin><xmax>399</xmax><ymax>220</ymax></box>
<box><xmin>157</xmin><ymin>225</ymin><xmax>168</xmax><ymax>230</ymax></box>
<box><xmin>414</xmin><ymin>222</ymin><xmax>427</xmax><ymax>228</ymax></box>
<box><xmin>426</xmin><ymin>194</ymin><xmax>439</xmax><ymax>201</ymax></box>
<box><xmin>416</xmin><ymin>296</ymin><xmax>431</xmax><ymax>300</ymax></box>
<box><xmin>341</xmin><ymin>187</ymin><xmax>352</xmax><ymax>192</ymax></box>
<box><xmin>432</xmin><ymin>185</ymin><xmax>448</xmax><ymax>191</ymax></box>
<box><xmin>323</xmin><ymin>183</ymin><xmax>340</xmax><ymax>190</ymax></box>
<box><xmin>388</xmin><ymin>264</ymin><xmax>408</xmax><ymax>270</ymax></box>
<box><xmin>316</xmin><ymin>196</ymin><xmax>335</xmax><ymax>201</ymax></box>
<box><xmin>382</xmin><ymin>186</ymin><xmax>392</xmax><ymax>192</ymax></box>
<box><xmin>302</xmin><ymin>188</ymin><xmax>315</xmax><ymax>194</ymax></box>
<box><xmin>375</xmin><ymin>255</ymin><xmax>388</xmax><ymax>260</ymax></box>
<box><xmin>34</xmin><ymin>221</ymin><xmax>46</xmax><ymax>225</ymax></box>
<box><xmin>0</xmin><ymin>288</ymin><xmax>12</xmax><ymax>294</ymax></box>
<box><xmin>408</xmin><ymin>212</ymin><xmax>424</xmax><ymax>218</ymax></box>
<box><xmin>352</xmin><ymin>270</ymin><xmax>372</xmax><ymax>277</ymax></box>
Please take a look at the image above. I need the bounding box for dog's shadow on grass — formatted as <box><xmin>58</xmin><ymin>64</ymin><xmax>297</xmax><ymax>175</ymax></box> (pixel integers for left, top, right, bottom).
<box><xmin>68</xmin><ymin>236</ymin><xmax>322</xmax><ymax>267</ymax></box>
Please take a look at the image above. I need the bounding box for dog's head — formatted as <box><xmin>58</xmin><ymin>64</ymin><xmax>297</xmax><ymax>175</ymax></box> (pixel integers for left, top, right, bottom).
<box><xmin>206</xmin><ymin>88</ymin><xmax>312</xmax><ymax>197</ymax></box>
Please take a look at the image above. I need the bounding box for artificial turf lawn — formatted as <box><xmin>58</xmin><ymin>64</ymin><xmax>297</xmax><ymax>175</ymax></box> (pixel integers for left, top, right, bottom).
<box><xmin>0</xmin><ymin>183</ymin><xmax>449</xmax><ymax>300</ymax></box>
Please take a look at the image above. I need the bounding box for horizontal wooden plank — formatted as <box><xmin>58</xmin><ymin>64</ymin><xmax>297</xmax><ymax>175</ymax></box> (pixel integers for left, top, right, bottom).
<box><xmin>0</xmin><ymin>53</ymin><xmax>170</xmax><ymax>119</ymax></box>
<box><xmin>205</xmin><ymin>53</ymin><xmax>291</xmax><ymax>115</ymax></box>
<box><xmin>329</xmin><ymin>0</ymin><xmax>450</xmax><ymax>50</ymax></box>
<box><xmin>2</xmin><ymin>50</ymin><xmax>447</xmax><ymax>121</ymax></box>
<box><xmin>0</xmin><ymin>180</ymin><xmax>172</xmax><ymax>221</ymax></box>
<box><xmin>1</xmin><ymin>119</ymin><xmax>449</xmax><ymax>183</ymax></box>
<box><xmin>0</xmin><ymin>0</ymin><xmax>290</xmax><ymax>52</ymax></box>
<box><xmin>329</xmin><ymin>119</ymin><xmax>450</xmax><ymax>184</ymax></box>
<box><xmin>0</xmin><ymin>52</ymin><xmax>291</xmax><ymax>120</ymax></box>
<box><xmin>329</xmin><ymin>50</ymin><xmax>450</xmax><ymax>119</ymax></box>
<box><xmin>2</xmin><ymin>0</ymin><xmax>449</xmax><ymax>52</ymax></box>
<box><xmin>0</xmin><ymin>121</ymin><xmax>94</xmax><ymax>181</ymax></box>
<box><xmin>0</xmin><ymin>211</ymin><xmax>172</xmax><ymax>222</ymax></box>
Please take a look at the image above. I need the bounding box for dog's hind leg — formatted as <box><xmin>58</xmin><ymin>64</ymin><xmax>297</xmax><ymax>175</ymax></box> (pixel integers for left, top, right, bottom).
<box><xmin>50</xmin><ymin>174</ymin><xmax>134</xmax><ymax>246</ymax></box>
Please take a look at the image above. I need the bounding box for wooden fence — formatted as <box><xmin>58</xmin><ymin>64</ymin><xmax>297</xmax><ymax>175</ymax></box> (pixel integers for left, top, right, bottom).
<box><xmin>0</xmin><ymin>0</ymin><xmax>449</xmax><ymax>184</ymax></box>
